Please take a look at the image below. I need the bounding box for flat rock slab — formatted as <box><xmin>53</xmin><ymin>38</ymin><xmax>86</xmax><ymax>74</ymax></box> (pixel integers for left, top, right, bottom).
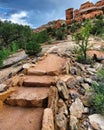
<box><xmin>3</xmin><ymin>50</ymin><xmax>27</xmax><ymax>67</ymax></box>
<box><xmin>27</xmin><ymin>54</ymin><xmax>66</xmax><ymax>76</ymax></box>
<box><xmin>0</xmin><ymin>105</ymin><xmax>43</xmax><ymax>130</ymax></box>
<box><xmin>23</xmin><ymin>75</ymin><xmax>55</xmax><ymax>87</ymax></box>
<box><xmin>6</xmin><ymin>87</ymin><xmax>49</xmax><ymax>107</ymax></box>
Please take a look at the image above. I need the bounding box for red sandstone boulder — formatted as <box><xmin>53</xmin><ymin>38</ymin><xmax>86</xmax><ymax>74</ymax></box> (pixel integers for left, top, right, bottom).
<box><xmin>42</xmin><ymin>108</ymin><xmax>54</xmax><ymax>130</ymax></box>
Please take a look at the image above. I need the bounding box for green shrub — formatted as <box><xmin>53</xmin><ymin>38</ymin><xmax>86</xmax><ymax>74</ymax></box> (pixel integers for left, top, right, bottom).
<box><xmin>91</xmin><ymin>15</ymin><xmax>104</xmax><ymax>36</ymax></box>
<box><xmin>56</xmin><ymin>29</ymin><xmax>65</xmax><ymax>40</ymax></box>
<box><xmin>90</xmin><ymin>69</ymin><xmax>104</xmax><ymax>115</ymax></box>
<box><xmin>11</xmin><ymin>42</ymin><xmax>19</xmax><ymax>53</ymax></box>
<box><xmin>0</xmin><ymin>51</ymin><xmax>3</xmax><ymax>67</ymax></box>
<box><xmin>34</xmin><ymin>30</ymin><xmax>50</xmax><ymax>43</ymax></box>
<box><xmin>70</xmin><ymin>22</ymin><xmax>81</xmax><ymax>33</ymax></box>
<box><xmin>25</xmin><ymin>41</ymin><xmax>41</xmax><ymax>55</ymax></box>
<box><xmin>0</xmin><ymin>47</ymin><xmax>11</xmax><ymax>67</ymax></box>
<box><xmin>1</xmin><ymin>47</ymin><xmax>11</xmax><ymax>59</ymax></box>
<box><xmin>73</xmin><ymin>21</ymin><xmax>92</xmax><ymax>63</ymax></box>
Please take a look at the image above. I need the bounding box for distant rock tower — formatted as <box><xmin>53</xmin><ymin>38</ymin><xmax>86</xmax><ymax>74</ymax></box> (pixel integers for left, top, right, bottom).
<box><xmin>66</xmin><ymin>8</ymin><xmax>73</xmax><ymax>24</ymax></box>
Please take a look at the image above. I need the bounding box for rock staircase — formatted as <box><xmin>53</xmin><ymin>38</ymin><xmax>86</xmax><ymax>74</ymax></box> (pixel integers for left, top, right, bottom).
<box><xmin>0</xmin><ymin>54</ymin><xmax>66</xmax><ymax>130</ymax></box>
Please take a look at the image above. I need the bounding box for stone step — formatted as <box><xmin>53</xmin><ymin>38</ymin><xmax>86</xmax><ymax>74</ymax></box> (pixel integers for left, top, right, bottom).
<box><xmin>6</xmin><ymin>87</ymin><xmax>49</xmax><ymax>107</ymax></box>
<box><xmin>0</xmin><ymin>105</ymin><xmax>43</xmax><ymax>130</ymax></box>
<box><xmin>27</xmin><ymin>54</ymin><xmax>66</xmax><ymax>76</ymax></box>
<box><xmin>23</xmin><ymin>75</ymin><xmax>55</xmax><ymax>87</ymax></box>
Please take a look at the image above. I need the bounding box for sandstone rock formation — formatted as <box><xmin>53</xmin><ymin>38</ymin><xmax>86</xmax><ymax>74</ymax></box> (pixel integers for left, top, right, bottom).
<box><xmin>66</xmin><ymin>8</ymin><xmax>73</xmax><ymax>24</ymax></box>
<box><xmin>66</xmin><ymin>0</ymin><xmax>104</xmax><ymax>24</ymax></box>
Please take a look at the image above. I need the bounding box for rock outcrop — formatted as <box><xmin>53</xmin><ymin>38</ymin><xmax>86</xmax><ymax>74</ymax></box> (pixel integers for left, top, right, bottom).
<box><xmin>66</xmin><ymin>0</ymin><xmax>104</xmax><ymax>24</ymax></box>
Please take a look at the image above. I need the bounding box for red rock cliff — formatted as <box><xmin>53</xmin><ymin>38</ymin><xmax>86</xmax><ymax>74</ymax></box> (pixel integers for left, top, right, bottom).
<box><xmin>66</xmin><ymin>0</ymin><xmax>104</xmax><ymax>24</ymax></box>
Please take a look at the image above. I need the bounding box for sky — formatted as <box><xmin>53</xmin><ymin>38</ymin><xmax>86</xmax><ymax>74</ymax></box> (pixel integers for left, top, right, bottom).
<box><xmin>0</xmin><ymin>0</ymin><xmax>99</xmax><ymax>28</ymax></box>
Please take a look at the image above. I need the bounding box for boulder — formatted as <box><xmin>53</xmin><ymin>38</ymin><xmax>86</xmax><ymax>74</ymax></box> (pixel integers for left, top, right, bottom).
<box><xmin>0</xmin><ymin>65</ymin><xmax>23</xmax><ymax>84</ymax></box>
<box><xmin>59</xmin><ymin>75</ymin><xmax>73</xmax><ymax>83</ymax></box>
<box><xmin>69</xmin><ymin>90</ymin><xmax>79</xmax><ymax>100</ymax></box>
<box><xmin>0</xmin><ymin>84</ymin><xmax>7</xmax><ymax>92</ymax></box>
<box><xmin>58</xmin><ymin>99</ymin><xmax>68</xmax><ymax>116</ymax></box>
<box><xmin>22</xmin><ymin>63</ymin><xmax>35</xmax><ymax>74</ymax></box>
<box><xmin>42</xmin><ymin>108</ymin><xmax>54</xmax><ymax>130</ymax></box>
<box><xmin>70</xmin><ymin>98</ymin><xmax>84</xmax><ymax>118</ymax></box>
<box><xmin>84</xmin><ymin>78</ymin><xmax>92</xmax><ymax>85</ymax></box>
<box><xmin>67</xmin><ymin>78</ymin><xmax>79</xmax><ymax>89</ymax></box>
<box><xmin>70</xmin><ymin>115</ymin><xmax>78</xmax><ymax>130</ymax></box>
<box><xmin>56</xmin><ymin>80</ymin><xmax>68</xmax><ymax>100</ymax></box>
<box><xmin>55</xmin><ymin>113</ymin><xmax>67</xmax><ymax>130</ymax></box>
<box><xmin>3</xmin><ymin>50</ymin><xmax>27</xmax><ymax>67</ymax></box>
<box><xmin>81</xmin><ymin>83</ymin><xmax>90</xmax><ymax>91</ymax></box>
<box><xmin>70</xmin><ymin>67</ymin><xmax>77</xmax><ymax>75</ymax></box>
<box><xmin>48</xmin><ymin>86</ymin><xmax>58</xmax><ymax>116</ymax></box>
<box><xmin>89</xmin><ymin>114</ymin><xmax>104</xmax><ymax>130</ymax></box>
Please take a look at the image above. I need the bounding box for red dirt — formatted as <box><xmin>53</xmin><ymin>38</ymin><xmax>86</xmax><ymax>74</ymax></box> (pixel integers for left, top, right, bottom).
<box><xmin>0</xmin><ymin>105</ymin><xmax>44</xmax><ymax>130</ymax></box>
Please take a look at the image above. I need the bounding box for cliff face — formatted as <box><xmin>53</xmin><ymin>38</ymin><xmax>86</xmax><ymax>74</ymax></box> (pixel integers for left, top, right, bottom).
<box><xmin>66</xmin><ymin>0</ymin><xmax>104</xmax><ymax>24</ymax></box>
<box><xmin>33</xmin><ymin>20</ymin><xmax>66</xmax><ymax>33</ymax></box>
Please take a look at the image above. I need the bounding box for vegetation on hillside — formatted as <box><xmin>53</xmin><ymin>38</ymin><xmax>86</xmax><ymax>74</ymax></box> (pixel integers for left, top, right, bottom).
<box><xmin>90</xmin><ymin>69</ymin><xmax>104</xmax><ymax>115</ymax></box>
<box><xmin>0</xmin><ymin>14</ymin><xmax>103</xmax><ymax>67</ymax></box>
<box><xmin>0</xmin><ymin>21</ymin><xmax>43</xmax><ymax>66</ymax></box>
<box><xmin>91</xmin><ymin>15</ymin><xmax>104</xmax><ymax>38</ymax></box>
<box><xmin>73</xmin><ymin>21</ymin><xmax>92</xmax><ymax>63</ymax></box>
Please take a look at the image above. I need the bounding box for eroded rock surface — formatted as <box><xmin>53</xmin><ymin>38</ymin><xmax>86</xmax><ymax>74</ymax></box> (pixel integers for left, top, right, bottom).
<box><xmin>27</xmin><ymin>54</ymin><xmax>66</xmax><ymax>76</ymax></box>
<box><xmin>6</xmin><ymin>87</ymin><xmax>49</xmax><ymax>107</ymax></box>
<box><xmin>89</xmin><ymin>114</ymin><xmax>104</xmax><ymax>130</ymax></box>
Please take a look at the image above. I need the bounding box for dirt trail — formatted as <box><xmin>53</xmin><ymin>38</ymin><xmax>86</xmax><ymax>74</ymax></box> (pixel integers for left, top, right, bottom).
<box><xmin>1</xmin><ymin>37</ymin><xmax>103</xmax><ymax>130</ymax></box>
<box><xmin>0</xmin><ymin>53</ymin><xmax>66</xmax><ymax>130</ymax></box>
<box><xmin>0</xmin><ymin>105</ymin><xmax>43</xmax><ymax>130</ymax></box>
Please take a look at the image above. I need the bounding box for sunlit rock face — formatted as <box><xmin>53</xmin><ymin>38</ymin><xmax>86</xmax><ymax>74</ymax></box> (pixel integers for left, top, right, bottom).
<box><xmin>66</xmin><ymin>0</ymin><xmax>104</xmax><ymax>24</ymax></box>
<box><xmin>66</xmin><ymin>8</ymin><xmax>73</xmax><ymax>24</ymax></box>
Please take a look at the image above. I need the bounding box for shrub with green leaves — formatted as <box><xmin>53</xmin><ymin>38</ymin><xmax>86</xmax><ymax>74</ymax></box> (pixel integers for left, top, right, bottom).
<box><xmin>25</xmin><ymin>41</ymin><xmax>41</xmax><ymax>55</ymax></box>
<box><xmin>91</xmin><ymin>15</ymin><xmax>104</xmax><ymax>36</ymax></box>
<box><xmin>90</xmin><ymin>69</ymin><xmax>104</xmax><ymax>115</ymax></box>
<box><xmin>0</xmin><ymin>48</ymin><xmax>11</xmax><ymax>67</ymax></box>
<box><xmin>11</xmin><ymin>42</ymin><xmax>19</xmax><ymax>53</ymax></box>
<box><xmin>73</xmin><ymin>21</ymin><xmax>92</xmax><ymax>63</ymax></box>
<box><xmin>56</xmin><ymin>29</ymin><xmax>65</xmax><ymax>40</ymax></box>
